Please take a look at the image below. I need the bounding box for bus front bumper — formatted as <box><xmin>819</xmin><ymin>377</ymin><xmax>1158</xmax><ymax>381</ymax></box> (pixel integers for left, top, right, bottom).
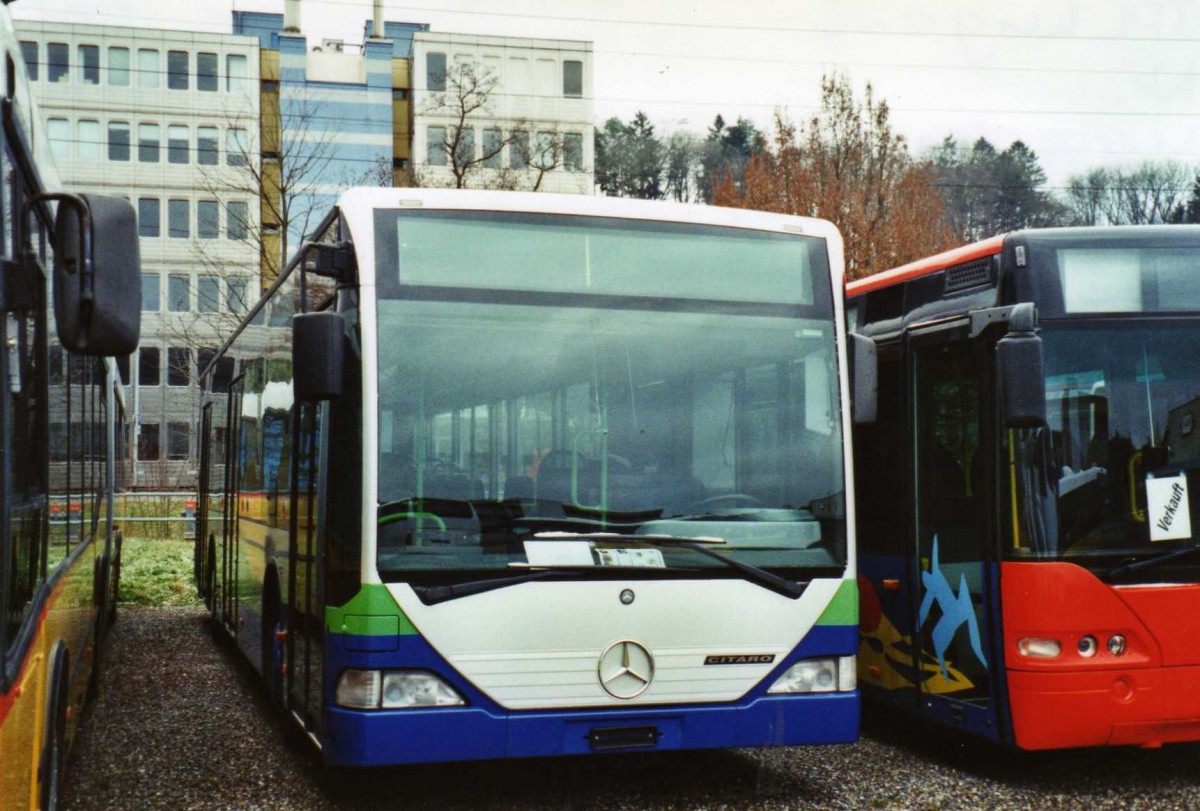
<box><xmin>322</xmin><ymin>691</ymin><xmax>858</xmax><ymax>766</ymax></box>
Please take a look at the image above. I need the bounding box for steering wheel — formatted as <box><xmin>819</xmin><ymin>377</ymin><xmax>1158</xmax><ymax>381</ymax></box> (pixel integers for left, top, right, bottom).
<box><xmin>693</xmin><ymin>493</ymin><xmax>760</xmax><ymax>510</ymax></box>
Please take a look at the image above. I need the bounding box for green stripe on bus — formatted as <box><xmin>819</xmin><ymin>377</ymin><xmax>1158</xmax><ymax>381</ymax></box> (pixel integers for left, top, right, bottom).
<box><xmin>814</xmin><ymin>578</ymin><xmax>858</xmax><ymax>626</ymax></box>
<box><xmin>326</xmin><ymin>584</ymin><xmax>419</xmax><ymax>636</ymax></box>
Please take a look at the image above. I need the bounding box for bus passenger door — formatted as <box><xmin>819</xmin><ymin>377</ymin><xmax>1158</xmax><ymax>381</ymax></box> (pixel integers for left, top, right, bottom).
<box><xmin>286</xmin><ymin>401</ymin><xmax>323</xmax><ymax>732</ymax></box>
<box><xmin>219</xmin><ymin>376</ymin><xmax>244</xmax><ymax>636</ymax></box>
<box><xmin>197</xmin><ymin>402</ymin><xmax>212</xmax><ymax>603</ymax></box>
<box><xmin>855</xmin><ymin>342</ymin><xmax>922</xmax><ymax>716</ymax></box>
<box><xmin>910</xmin><ymin>332</ymin><xmax>1003</xmax><ymax>739</ymax></box>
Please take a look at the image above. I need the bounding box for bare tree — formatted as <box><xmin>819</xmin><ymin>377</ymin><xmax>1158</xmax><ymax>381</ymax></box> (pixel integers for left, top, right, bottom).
<box><xmin>1064</xmin><ymin>161</ymin><xmax>1194</xmax><ymax>225</ymax></box>
<box><xmin>420</xmin><ymin>60</ymin><xmax>516</xmax><ymax>189</ymax></box>
<box><xmin>198</xmin><ymin>88</ymin><xmax>341</xmax><ymax>288</ymax></box>
<box><xmin>417</xmin><ymin>59</ymin><xmax>583</xmax><ymax>192</ymax></box>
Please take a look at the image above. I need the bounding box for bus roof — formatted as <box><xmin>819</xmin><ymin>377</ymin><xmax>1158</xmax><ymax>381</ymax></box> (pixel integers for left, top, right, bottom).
<box><xmin>336</xmin><ymin>187</ymin><xmax>842</xmax><ymax>242</ymax></box>
<box><xmin>846</xmin><ymin>235</ymin><xmax>1006</xmax><ymax>298</ymax></box>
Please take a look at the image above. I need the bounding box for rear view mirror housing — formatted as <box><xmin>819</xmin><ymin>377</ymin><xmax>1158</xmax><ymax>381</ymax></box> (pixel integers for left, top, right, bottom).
<box><xmin>850</xmin><ymin>332</ymin><xmax>877</xmax><ymax>425</ymax></box>
<box><xmin>996</xmin><ymin>303</ymin><xmax>1046</xmax><ymax>428</ymax></box>
<box><xmin>42</xmin><ymin>193</ymin><xmax>140</xmax><ymax>356</ymax></box>
<box><xmin>293</xmin><ymin>311</ymin><xmax>345</xmax><ymax>401</ymax></box>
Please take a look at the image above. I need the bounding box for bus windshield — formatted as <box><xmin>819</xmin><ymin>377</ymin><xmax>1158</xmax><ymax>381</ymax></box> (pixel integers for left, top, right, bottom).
<box><xmin>373</xmin><ymin>210</ymin><xmax>846</xmax><ymax>585</ymax></box>
<box><xmin>1008</xmin><ymin>319</ymin><xmax>1200</xmax><ymax>576</ymax></box>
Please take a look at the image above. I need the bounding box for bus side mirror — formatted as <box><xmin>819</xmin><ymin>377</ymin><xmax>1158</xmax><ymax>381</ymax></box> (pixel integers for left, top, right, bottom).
<box><xmin>850</xmin><ymin>332</ymin><xmax>877</xmax><ymax>425</ymax></box>
<box><xmin>293</xmin><ymin>311</ymin><xmax>345</xmax><ymax>401</ymax></box>
<box><xmin>50</xmin><ymin>194</ymin><xmax>140</xmax><ymax>356</ymax></box>
<box><xmin>996</xmin><ymin>303</ymin><xmax>1046</xmax><ymax>428</ymax></box>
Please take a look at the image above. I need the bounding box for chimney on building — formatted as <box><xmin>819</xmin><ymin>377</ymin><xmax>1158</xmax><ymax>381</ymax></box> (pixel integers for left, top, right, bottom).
<box><xmin>371</xmin><ymin>0</ymin><xmax>385</xmax><ymax>39</ymax></box>
<box><xmin>284</xmin><ymin>0</ymin><xmax>301</xmax><ymax>33</ymax></box>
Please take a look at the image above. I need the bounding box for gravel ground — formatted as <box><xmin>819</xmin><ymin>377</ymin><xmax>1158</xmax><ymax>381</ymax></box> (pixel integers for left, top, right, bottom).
<box><xmin>64</xmin><ymin>606</ymin><xmax>1200</xmax><ymax>811</ymax></box>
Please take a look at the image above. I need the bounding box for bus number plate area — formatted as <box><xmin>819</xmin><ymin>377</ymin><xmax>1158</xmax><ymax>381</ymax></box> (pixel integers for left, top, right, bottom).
<box><xmin>588</xmin><ymin>725</ymin><xmax>662</xmax><ymax>751</ymax></box>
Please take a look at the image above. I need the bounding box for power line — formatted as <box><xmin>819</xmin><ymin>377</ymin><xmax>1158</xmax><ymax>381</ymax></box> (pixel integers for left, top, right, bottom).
<box><xmin>246</xmin><ymin>1</ymin><xmax>1200</xmax><ymax>47</ymax></box>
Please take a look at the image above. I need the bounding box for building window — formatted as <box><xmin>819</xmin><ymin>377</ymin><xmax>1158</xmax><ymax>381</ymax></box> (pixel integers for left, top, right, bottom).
<box><xmin>227</xmin><ymin>201</ymin><xmax>248</xmax><ymax>241</ymax></box>
<box><xmin>138</xmin><ymin>198</ymin><xmax>161</xmax><ymax>238</ymax></box>
<box><xmin>19</xmin><ymin>41</ymin><xmax>37</xmax><ymax>82</ymax></box>
<box><xmin>47</xmin><ymin>118</ymin><xmax>70</xmax><ymax>161</ymax></box>
<box><xmin>138</xmin><ymin>423</ymin><xmax>160</xmax><ymax>460</ymax></box>
<box><xmin>427</xmin><ymin>126</ymin><xmax>446</xmax><ymax>166</ymax></box>
<box><xmin>197</xmin><ymin>348</ymin><xmax>216</xmax><ymax>380</ymax></box>
<box><xmin>168</xmin><ymin>274</ymin><xmax>190</xmax><ymax>312</ymax></box>
<box><xmin>426</xmin><ymin>52</ymin><xmax>446</xmax><ymax>92</ymax></box>
<box><xmin>168</xmin><ymin>125</ymin><xmax>189</xmax><ymax>164</ymax></box>
<box><xmin>108</xmin><ymin>121</ymin><xmax>130</xmax><ymax>161</ymax></box>
<box><xmin>535</xmin><ymin>132</ymin><xmax>557</xmax><ymax>169</ymax></box>
<box><xmin>167</xmin><ymin>50</ymin><xmax>188</xmax><ymax>90</ymax></box>
<box><xmin>392</xmin><ymin>88</ymin><xmax>408</xmax><ymax>101</ymax></box>
<box><xmin>138</xmin><ymin>123</ymin><xmax>160</xmax><ymax>163</ymax></box>
<box><xmin>226</xmin><ymin>277</ymin><xmax>248</xmax><ymax>314</ymax></box>
<box><xmin>47</xmin><ymin>43</ymin><xmax>68</xmax><ymax>83</ymax></box>
<box><xmin>196</xmin><ymin>52</ymin><xmax>217</xmax><ymax>91</ymax></box>
<box><xmin>197</xmin><ymin>274</ymin><xmax>220</xmax><ymax>313</ymax></box>
<box><xmin>197</xmin><ymin>126</ymin><xmax>218</xmax><ymax>165</ymax></box>
<box><xmin>482</xmin><ymin>128</ymin><xmax>502</xmax><ymax>169</ymax></box>
<box><xmin>141</xmin><ymin>272</ymin><xmax>160</xmax><ymax>311</ymax></box>
<box><xmin>49</xmin><ymin>347</ymin><xmax>65</xmax><ymax>384</ymax></box>
<box><xmin>563</xmin><ymin>60</ymin><xmax>583</xmax><ymax>98</ymax></box>
<box><xmin>79</xmin><ymin>45</ymin><xmax>99</xmax><ymax>84</ymax></box>
<box><xmin>197</xmin><ymin>200</ymin><xmax>219</xmax><ymax>240</ymax></box>
<box><xmin>138</xmin><ymin>48</ymin><xmax>158</xmax><ymax>88</ymax></box>
<box><xmin>535</xmin><ymin>59</ymin><xmax>555</xmax><ymax>94</ymax></box>
<box><xmin>168</xmin><ymin>199</ymin><xmax>189</xmax><ymax>239</ymax></box>
<box><xmin>226</xmin><ymin>128</ymin><xmax>248</xmax><ymax>167</ymax></box>
<box><xmin>139</xmin><ymin>348</ymin><xmax>160</xmax><ymax>387</ymax></box>
<box><xmin>167</xmin><ymin>348</ymin><xmax>191</xmax><ymax>387</ymax></box>
<box><xmin>167</xmin><ymin>423</ymin><xmax>190</xmax><ymax>460</ymax></box>
<box><xmin>226</xmin><ymin>54</ymin><xmax>247</xmax><ymax>93</ymax></box>
<box><xmin>510</xmin><ymin>130</ymin><xmax>529</xmax><ymax>169</ymax></box>
<box><xmin>454</xmin><ymin>127</ymin><xmax>474</xmax><ymax>165</ymax></box>
<box><xmin>50</xmin><ymin>423</ymin><xmax>68</xmax><ymax>462</ymax></box>
<box><xmin>108</xmin><ymin>47</ymin><xmax>130</xmax><ymax>86</ymax></box>
<box><xmin>564</xmin><ymin>133</ymin><xmax>583</xmax><ymax>171</ymax></box>
<box><xmin>78</xmin><ymin>119</ymin><xmax>101</xmax><ymax>160</ymax></box>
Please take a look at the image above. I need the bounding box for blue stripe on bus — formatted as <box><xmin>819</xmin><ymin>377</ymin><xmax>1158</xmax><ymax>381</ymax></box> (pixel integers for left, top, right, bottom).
<box><xmin>320</xmin><ymin>624</ymin><xmax>858</xmax><ymax>765</ymax></box>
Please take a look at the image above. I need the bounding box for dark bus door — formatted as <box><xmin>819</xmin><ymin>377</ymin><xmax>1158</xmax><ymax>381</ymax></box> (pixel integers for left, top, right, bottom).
<box><xmin>909</xmin><ymin>326</ymin><xmax>1004</xmax><ymax>739</ymax></box>
<box><xmin>218</xmin><ymin>376</ymin><xmax>244</xmax><ymax>637</ymax></box>
<box><xmin>286</xmin><ymin>401</ymin><xmax>324</xmax><ymax>734</ymax></box>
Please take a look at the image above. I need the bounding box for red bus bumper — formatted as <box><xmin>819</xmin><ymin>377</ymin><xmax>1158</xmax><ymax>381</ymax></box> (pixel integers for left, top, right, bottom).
<box><xmin>1008</xmin><ymin>665</ymin><xmax>1200</xmax><ymax>749</ymax></box>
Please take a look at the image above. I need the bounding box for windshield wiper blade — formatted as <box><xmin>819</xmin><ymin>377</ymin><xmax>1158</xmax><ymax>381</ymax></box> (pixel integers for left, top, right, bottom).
<box><xmin>1104</xmin><ymin>544</ymin><xmax>1200</xmax><ymax>581</ymax></box>
<box><xmin>411</xmin><ymin>569</ymin><xmax>560</xmax><ymax>605</ymax></box>
<box><xmin>533</xmin><ymin>531</ymin><xmax>808</xmax><ymax>599</ymax></box>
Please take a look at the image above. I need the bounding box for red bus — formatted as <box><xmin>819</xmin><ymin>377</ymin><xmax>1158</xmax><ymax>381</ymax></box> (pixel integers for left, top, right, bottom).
<box><xmin>848</xmin><ymin>226</ymin><xmax>1200</xmax><ymax>749</ymax></box>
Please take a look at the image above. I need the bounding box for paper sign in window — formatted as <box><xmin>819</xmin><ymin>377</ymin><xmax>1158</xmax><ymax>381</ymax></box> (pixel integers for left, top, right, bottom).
<box><xmin>1147</xmin><ymin>474</ymin><xmax>1192</xmax><ymax>542</ymax></box>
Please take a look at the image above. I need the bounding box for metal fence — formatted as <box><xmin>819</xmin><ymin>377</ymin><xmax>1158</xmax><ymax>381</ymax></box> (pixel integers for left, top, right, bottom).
<box><xmin>50</xmin><ymin>491</ymin><xmax>197</xmax><ymax>540</ymax></box>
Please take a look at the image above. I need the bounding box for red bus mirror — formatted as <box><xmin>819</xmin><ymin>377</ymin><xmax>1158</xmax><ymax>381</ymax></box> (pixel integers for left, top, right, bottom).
<box><xmin>997</xmin><ymin>303</ymin><xmax>1046</xmax><ymax>429</ymax></box>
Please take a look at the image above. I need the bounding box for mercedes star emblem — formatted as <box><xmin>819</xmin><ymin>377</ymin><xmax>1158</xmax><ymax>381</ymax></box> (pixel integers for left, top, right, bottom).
<box><xmin>598</xmin><ymin>639</ymin><xmax>654</xmax><ymax>699</ymax></box>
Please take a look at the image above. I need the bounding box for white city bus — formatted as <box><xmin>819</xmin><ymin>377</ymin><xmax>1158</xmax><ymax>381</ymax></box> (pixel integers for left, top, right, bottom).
<box><xmin>196</xmin><ymin>189</ymin><xmax>860</xmax><ymax>766</ymax></box>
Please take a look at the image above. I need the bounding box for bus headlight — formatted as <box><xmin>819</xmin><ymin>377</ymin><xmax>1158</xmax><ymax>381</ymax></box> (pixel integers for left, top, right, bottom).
<box><xmin>335</xmin><ymin>669</ymin><xmax>382</xmax><ymax>709</ymax></box>
<box><xmin>1017</xmin><ymin>637</ymin><xmax>1061</xmax><ymax>658</ymax></box>
<box><xmin>382</xmin><ymin>672</ymin><xmax>465</xmax><ymax>708</ymax></box>
<box><xmin>768</xmin><ymin>658</ymin><xmax>839</xmax><ymax>694</ymax></box>
<box><xmin>335</xmin><ymin>669</ymin><xmax>466</xmax><ymax>709</ymax></box>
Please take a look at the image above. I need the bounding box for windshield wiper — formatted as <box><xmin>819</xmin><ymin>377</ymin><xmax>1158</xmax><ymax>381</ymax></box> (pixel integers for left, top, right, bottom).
<box><xmin>1103</xmin><ymin>544</ymin><xmax>1200</xmax><ymax>582</ymax></box>
<box><xmin>533</xmin><ymin>531</ymin><xmax>808</xmax><ymax>599</ymax></box>
<box><xmin>411</xmin><ymin>569</ymin><xmax>561</xmax><ymax>605</ymax></box>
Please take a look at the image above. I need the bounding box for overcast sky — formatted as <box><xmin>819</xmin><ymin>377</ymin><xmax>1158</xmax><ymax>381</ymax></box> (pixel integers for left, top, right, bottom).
<box><xmin>15</xmin><ymin>0</ymin><xmax>1200</xmax><ymax>186</ymax></box>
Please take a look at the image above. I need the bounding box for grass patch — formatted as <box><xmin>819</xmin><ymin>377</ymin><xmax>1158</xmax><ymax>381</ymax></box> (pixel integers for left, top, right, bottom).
<box><xmin>118</xmin><ymin>539</ymin><xmax>200</xmax><ymax>608</ymax></box>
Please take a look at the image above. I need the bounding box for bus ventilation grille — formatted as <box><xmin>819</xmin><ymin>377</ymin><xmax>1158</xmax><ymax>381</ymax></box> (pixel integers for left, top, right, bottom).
<box><xmin>944</xmin><ymin>259</ymin><xmax>992</xmax><ymax>293</ymax></box>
